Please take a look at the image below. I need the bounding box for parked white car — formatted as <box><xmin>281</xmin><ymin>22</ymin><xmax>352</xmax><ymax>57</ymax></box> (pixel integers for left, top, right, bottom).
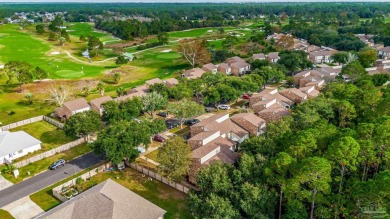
<box><xmin>218</xmin><ymin>104</ymin><xmax>231</xmax><ymax>110</ymax></box>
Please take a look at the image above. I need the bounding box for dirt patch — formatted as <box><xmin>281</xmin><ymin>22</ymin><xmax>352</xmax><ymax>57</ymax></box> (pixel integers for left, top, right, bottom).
<box><xmin>22</xmin><ymin>79</ymin><xmax>99</xmax><ymax>95</ymax></box>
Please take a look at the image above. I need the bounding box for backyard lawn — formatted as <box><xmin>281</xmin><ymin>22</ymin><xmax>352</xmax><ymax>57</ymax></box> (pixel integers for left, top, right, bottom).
<box><xmin>32</xmin><ymin>168</ymin><xmax>191</xmax><ymax>219</ymax></box>
<box><xmin>11</xmin><ymin>121</ymin><xmax>75</xmax><ymax>154</ymax></box>
<box><xmin>0</xmin><ymin>210</ymin><xmax>14</xmax><ymax>219</ymax></box>
<box><xmin>1</xmin><ymin>143</ymin><xmax>91</xmax><ymax>184</ymax></box>
<box><xmin>145</xmin><ymin>149</ymin><xmax>159</xmax><ymax>161</ymax></box>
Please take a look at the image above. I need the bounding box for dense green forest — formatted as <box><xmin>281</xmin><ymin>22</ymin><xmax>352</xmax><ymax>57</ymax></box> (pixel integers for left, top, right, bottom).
<box><xmin>189</xmin><ymin>79</ymin><xmax>390</xmax><ymax>218</ymax></box>
<box><xmin>1</xmin><ymin>2</ymin><xmax>390</xmax><ymax>19</ymax></box>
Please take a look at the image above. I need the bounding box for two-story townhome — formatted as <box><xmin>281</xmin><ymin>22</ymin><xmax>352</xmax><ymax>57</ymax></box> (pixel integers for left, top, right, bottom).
<box><xmin>187</xmin><ymin>113</ymin><xmax>249</xmax><ymax>184</ymax></box>
<box><xmin>378</xmin><ymin>47</ymin><xmax>390</xmax><ymax>60</ymax></box>
<box><xmin>202</xmin><ymin>63</ymin><xmax>218</xmax><ymax>74</ymax></box>
<box><xmin>54</xmin><ymin>98</ymin><xmax>91</xmax><ymax>120</ymax></box>
<box><xmin>267</xmin><ymin>52</ymin><xmax>280</xmax><ymax>63</ymax></box>
<box><xmin>182</xmin><ymin>68</ymin><xmax>206</xmax><ymax>80</ymax></box>
<box><xmin>163</xmin><ymin>78</ymin><xmax>179</xmax><ymax>88</ymax></box>
<box><xmin>231</xmin><ymin>113</ymin><xmax>266</xmax><ymax>136</ymax></box>
<box><xmin>90</xmin><ymin>96</ymin><xmax>113</xmax><ymax>116</ymax></box>
<box><xmin>217</xmin><ymin>63</ymin><xmax>232</xmax><ymax>75</ymax></box>
<box><xmin>309</xmin><ymin>50</ymin><xmax>337</xmax><ymax>64</ymax></box>
<box><xmin>279</xmin><ymin>88</ymin><xmax>308</xmax><ymax>104</ymax></box>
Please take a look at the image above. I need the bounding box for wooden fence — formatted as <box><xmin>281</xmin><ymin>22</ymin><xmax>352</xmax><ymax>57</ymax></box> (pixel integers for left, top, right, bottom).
<box><xmin>0</xmin><ymin>115</ymin><xmax>63</xmax><ymax>131</ymax></box>
<box><xmin>13</xmin><ymin>138</ymin><xmax>86</xmax><ymax>168</ymax></box>
<box><xmin>52</xmin><ymin>163</ymin><xmax>112</xmax><ymax>202</ymax></box>
<box><xmin>127</xmin><ymin>162</ymin><xmax>191</xmax><ymax>194</ymax></box>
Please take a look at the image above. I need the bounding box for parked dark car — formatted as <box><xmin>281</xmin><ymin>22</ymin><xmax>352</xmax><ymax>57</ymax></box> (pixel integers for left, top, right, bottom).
<box><xmin>242</xmin><ymin>94</ymin><xmax>251</xmax><ymax>99</ymax></box>
<box><xmin>185</xmin><ymin>119</ymin><xmax>200</xmax><ymax>126</ymax></box>
<box><xmin>153</xmin><ymin>135</ymin><xmax>166</xmax><ymax>142</ymax></box>
<box><xmin>50</xmin><ymin>159</ymin><xmax>65</xmax><ymax>170</ymax></box>
<box><xmin>157</xmin><ymin>111</ymin><xmax>168</xmax><ymax>118</ymax></box>
<box><xmin>205</xmin><ymin>107</ymin><xmax>214</xmax><ymax>112</ymax></box>
<box><xmin>165</xmin><ymin>119</ymin><xmax>180</xmax><ymax>129</ymax></box>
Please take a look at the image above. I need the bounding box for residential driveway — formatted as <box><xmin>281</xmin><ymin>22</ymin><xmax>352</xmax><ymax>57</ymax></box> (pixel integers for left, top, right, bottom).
<box><xmin>0</xmin><ymin>175</ymin><xmax>13</xmax><ymax>191</ymax></box>
<box><xmin>0</xmin><ymin>152</ymin><xmax>103</xmax><ymax>208</ymax></box>
<box><xmin>196</xmin><ymin>113</ymin><xmax>215</xmax><ymax>121</ymax></box>
<box><xmin>2</xmin><ymin>196</ymin><xmax>43</xmax><ymax>219</ymax></box>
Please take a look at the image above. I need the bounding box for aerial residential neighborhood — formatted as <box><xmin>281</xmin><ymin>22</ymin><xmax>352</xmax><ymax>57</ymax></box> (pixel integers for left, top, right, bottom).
<box><xmin>0</xmin><ymin>1</ymin><xmax>390</xmax><ymax>219</ymax></box>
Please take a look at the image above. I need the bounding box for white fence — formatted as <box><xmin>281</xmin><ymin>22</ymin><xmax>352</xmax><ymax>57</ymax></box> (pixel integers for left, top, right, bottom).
<box><xmin>52</xmin><ymin>163</ymin><xmax>112</xmax><ymax>202</ymax></box>
<box><xmin>13</xmin><ymin>138</ymin><xmax>86</xmax><ymax>168</ymax></box>
<box><xmin>0</xmin><ymin>115</ymin><xmax>63</xmax><ymax>131</ymax></box>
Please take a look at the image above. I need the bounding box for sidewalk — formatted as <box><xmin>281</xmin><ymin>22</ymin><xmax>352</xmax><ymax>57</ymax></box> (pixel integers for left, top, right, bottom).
<box><xmin>0</xmin><ymin>175</ymin><xmax>13</xmax><ymax>191</ymax></box>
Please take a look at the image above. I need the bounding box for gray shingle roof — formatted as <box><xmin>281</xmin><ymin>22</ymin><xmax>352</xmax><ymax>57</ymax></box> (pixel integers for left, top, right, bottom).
<box><xmin>37</xmin><ymin>179</ymin><xmax>166</xmax><ymax>219</ymax></box>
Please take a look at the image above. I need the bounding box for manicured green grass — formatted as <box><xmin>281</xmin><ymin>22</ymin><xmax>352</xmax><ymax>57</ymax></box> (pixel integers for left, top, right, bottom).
<box><xmin>11</xmin><ymin>121</ymin><xmax>75</xmax><ymax>155</ymax></box>
<box><xmin>145</xmin><ymin>149</ymin><xmax>159</xmax><ymax>161</ymax></box>
<box><xmin>67</xmin><ymin>22</ymin><xmax>119</xmax><ymax>43</ymax></box>
<box><xmin>1</xmin><ymin>143</ymin><xmax>91</xmax><ymax>184</ymax></box>
<box><xmin>0</xmin><ymin>210</ymin><xmax>14</xmax><ymax>219</ymax></box>
<box><xmin>168</xmin><ymin>27</ymin><xmax>220</xmax><ymax>39</ymax></box>
<box><xmin>0</xmin><ymin>24</ymin><xmax>113</xmax><ymax>79</ymax></box>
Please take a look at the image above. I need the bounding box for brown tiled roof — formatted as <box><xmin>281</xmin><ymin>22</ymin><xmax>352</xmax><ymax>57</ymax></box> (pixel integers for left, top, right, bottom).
<box><xmin>54</xmin><ymin>107</ymin><xmax>67</xmax><ymax>118</ymax></box>
<box><xmin>309</xmin><ymin>50</ymin><xmax>336</xmax><ymax>57</ymax></box>
<box><xmin>63</xmin><ymin>98</ymin><xmax>89</xmax><ymax>112</ymax></box>
<box><xmin>202</xmin><ymin>63</ymin><xmax>218</xmax><ymax>72</ymax></box>
<box><xmin>90</xmin><ymin>96</ymin><xmax>112</xmax><ymax>110</ymax></box>
<box><xmin>279</xmin><ymin>88</ymin><xmax>307</xmax><ymax>99</ymax></box>
<box><xmin>192</xmin><ymin>137</ymin><xmax>234</xmax><ymax>159</ymax></box>
<box><xmin>189</xmin><ymin>130</ymin><xmax>219</xmax><ymax>141</ymax></box>
<box><xmin>379</xmin><ymin>46</ymin><xmax>390</xmax><ymax>53</ymax></box>
<box><xmin>253</xmin><ymin>53</ymin><xmax>266</xmax><ymax>59</ymax></box>
<box><xmin>184</xmin><ymin>68</ymin><xmax>206</xmax><ymax>79</ymax></box>
<box><xmin>267</xmin><ymin>52</ymin><xmax>279</xmax><ymax>59</ymax></box>
<box><xmin>145</xmin><ymin>78</ymin><xmax>163</xmax><ymax>86</ymax></box>
<box><xmin>37</xmin><ymin>179</ymin><xmax>166</xmax><ymax>219</ymax></box>
<box><xmin>231</xmin><ymin>113</ymin><xmax>265</xmax><ymax>128</ymax></box>
<box><xmin>257</xmin><ymin>107</ymin><xmax>291</xmax><ymax>123</ymax></box>
<box><xmin>164</xmin><ymin>78</ymin><xmax>179</xmax><ymax>86</ymax></box>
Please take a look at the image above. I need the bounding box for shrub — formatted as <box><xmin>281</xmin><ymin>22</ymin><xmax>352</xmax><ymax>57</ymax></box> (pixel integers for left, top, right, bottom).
<box><xmin>76</xmin><ymin>177</ymin><xmax>84</xmax><ymax>185</ymax></box>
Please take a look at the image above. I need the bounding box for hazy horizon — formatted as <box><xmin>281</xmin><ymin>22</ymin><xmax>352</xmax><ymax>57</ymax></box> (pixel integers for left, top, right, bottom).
<box><xmin>2</xmin><ymin>0</ymin><xmax>390</xmax><ymax>3</ymax></box>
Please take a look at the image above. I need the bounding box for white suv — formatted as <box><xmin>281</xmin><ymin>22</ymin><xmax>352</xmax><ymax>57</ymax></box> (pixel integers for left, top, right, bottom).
<box><xmin>218</xmin><ymin>104</ymin><xmax>231</xmax><ymax>110</ymax></box>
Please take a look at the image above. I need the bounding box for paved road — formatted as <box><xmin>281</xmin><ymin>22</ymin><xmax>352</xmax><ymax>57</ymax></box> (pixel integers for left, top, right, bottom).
<box><xmin>0</xmin><ymin>152</ymin><xmax>103</xmax><ymax>208</ymax></box>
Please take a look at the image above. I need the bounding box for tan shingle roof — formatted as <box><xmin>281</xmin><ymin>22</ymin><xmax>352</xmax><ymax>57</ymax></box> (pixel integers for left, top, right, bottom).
<box><xmin>164</xmin><ymin>78</ymin><xmax>179</xmax><ymax>86</ymax></box>
<box><xmin>90</xmin><ymin>96</ymin><xmax>112</xmax><ymax>110</ymax></box>
<box><xmin>37</xmin><ymin>179</ymin><xmax>166</xmax><ymax>219</ymax></box>
<box><xmin>145</xmin><ymin>78</ymin><xmax>163</xmax><ymax>86</ymax></box>
<box><xmin>231</xmin><ymin>113</ymin><xmax>265</xmax><ymax>128</ymax></box>
<box><xmin>63</xmin><ymin>98</ymin><xmax>89</xmax><ymax>112</ymax></box>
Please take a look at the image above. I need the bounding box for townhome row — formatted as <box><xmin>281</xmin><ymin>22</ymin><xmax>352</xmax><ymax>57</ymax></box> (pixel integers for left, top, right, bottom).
<box><xmin>187</xmin><ymin>112</ymin><xmax>266</xmax><ymax>184</ymax></box>
<box><xmin>54</xmin><ymin>77</ymin><xmax>179</xmax><ymax>120</ymax></box>
<box><xmin>181</xmin><ymin>56</ymin><xmax>251</xmax><ymax>80</ymax></box>
<box><xmin>265</xmin><ymin>33</ymin><xmax>339</xmax><ymax>64</ymax></box>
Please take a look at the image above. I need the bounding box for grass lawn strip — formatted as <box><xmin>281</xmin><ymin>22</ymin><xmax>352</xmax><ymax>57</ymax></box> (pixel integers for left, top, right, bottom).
<box><xmin>1</xmin><ymin>143</ymin><xmax>91</xmax><ymax>184</ymax></box>
<box><xmin>0</xmin><ymin>209</ymin><xmax>14</xmax><ymax>219</ymax></box>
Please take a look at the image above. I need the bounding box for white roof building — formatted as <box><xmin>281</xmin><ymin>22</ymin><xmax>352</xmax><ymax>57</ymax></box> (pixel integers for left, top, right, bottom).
<box><xmin>0</xmin><ymin>131</ymin><xmax>42</xmax><ymax>164</ymax></box>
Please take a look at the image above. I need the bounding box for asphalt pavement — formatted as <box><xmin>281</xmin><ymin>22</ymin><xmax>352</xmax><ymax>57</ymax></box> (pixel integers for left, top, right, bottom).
<box><xmin>0</xmin><ymin>152</ymin><xmax>103</xmax><ymax>208</ymax></box>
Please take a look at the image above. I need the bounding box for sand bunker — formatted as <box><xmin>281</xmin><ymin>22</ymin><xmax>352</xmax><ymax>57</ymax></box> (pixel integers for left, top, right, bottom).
<box><xmin>161</xmin><ymin>49</ymin><xmax>172</xmax><ymax>53</ymax></box>
<box><xmin>207</xmin><ymin>30</ymin><xmax>213</xmax><ymax>32</ymax></box>
<box><xmin>51</xmin><ymin>51</ymin><xmax>60</xmax><ymax>55</ymax></box>
<box><xmin>0</xmin><ymin>65</ymin><xmax>4</xmax><ymax>69</ymax></box>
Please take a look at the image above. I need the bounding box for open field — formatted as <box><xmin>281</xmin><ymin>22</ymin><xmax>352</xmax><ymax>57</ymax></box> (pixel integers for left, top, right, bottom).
<box><xmin>11</xmin><ymin>121</ymin><xmax>75</xmax><ymax>160</ymax></box>
<box><xmin>67</xmin><ymin>22</ymin><xmax>120</xmax><ymax>43</ymax></box>
<box><xmin>30</xmin><ymin>168</ymin><xmax>191</xmax><ymax>218</ymax></box>
<box><xmin>1</xmin><ymin>143</ymin><xmax>91</xmax><ymax>184</ymax></box>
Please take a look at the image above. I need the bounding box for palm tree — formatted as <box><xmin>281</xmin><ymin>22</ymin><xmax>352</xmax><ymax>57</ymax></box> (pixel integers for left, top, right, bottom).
<box><xmin>113</xmin><ymin>73</ymin><xmax>121</xmax><ymax>84</ymax></box>
<box><xmin>96</xmin><ymin>82</ymin><xmax>105</xmax><ymax>97</ymax></box>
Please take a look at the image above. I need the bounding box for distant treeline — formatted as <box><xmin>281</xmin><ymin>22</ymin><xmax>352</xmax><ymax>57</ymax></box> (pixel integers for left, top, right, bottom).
<box><xmin>1</xmin><ymin>3</ymin><xmax>390</xmax><ymax>19</ymax></box>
